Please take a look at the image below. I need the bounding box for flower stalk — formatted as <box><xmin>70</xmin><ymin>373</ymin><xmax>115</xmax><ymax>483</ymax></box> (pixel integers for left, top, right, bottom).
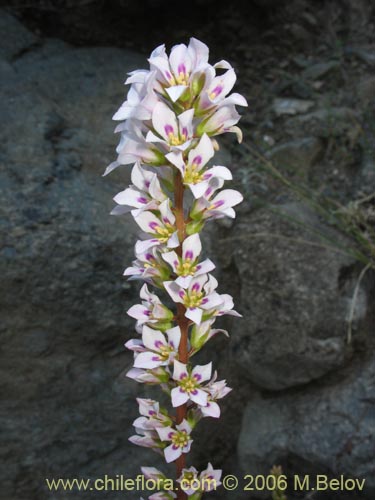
<box><xmin>105</xmin><ymin>38</ymin><xmax>246</xmax><ymax>500</ymax></box>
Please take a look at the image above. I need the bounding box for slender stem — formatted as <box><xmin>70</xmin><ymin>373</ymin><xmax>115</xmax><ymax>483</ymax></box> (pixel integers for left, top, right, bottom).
<box><xmin>174</xmin><ymin>170</ymin><xmax>189</xmax><ymax>500</ymax></box>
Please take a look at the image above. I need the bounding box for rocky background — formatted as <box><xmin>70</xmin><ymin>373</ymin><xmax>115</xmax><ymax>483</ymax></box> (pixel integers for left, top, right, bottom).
<box><xmin>0</xmin><ymin>1</ymin><xmax>374</xmax><ymax>499</ymax></box>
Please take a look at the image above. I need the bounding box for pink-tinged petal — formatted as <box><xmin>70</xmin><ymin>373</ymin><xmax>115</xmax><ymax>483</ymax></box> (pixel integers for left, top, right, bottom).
<box><xmin>167</xmin><ymin>231</ymin><xmax>180</xmax><ymax>249</ymax></box>
<box><xmin>189</xmin><ymin>273</ymin><xmax>208</xmax><ymax>292</ymax></box>
<box><xmin>182</xmin><ymin>440</ymin><xmax>193</xmax><ymax>454</ymax></box>
<box><xmin>145</xmin><ymin>129</ymin><xmax>166</xmax><ymax>144</ymax></box>
<box><xmin>200</xmin><ymin>292</ymin><xmax>223</xmax><ymax>310</ymax></box>
<box><xmin>125</xmin><ymin>338</ymin><xmax>145</xmax><ymax>352</ymax></box>
<box><xmin>171</xmin><ymin>387</ymin><xmax>190</xmax><ymax>407</ymax></box>
<box><xmin>125</xmin><ymin>69</ymin><xmax>149</xmax><ymax>84</ymax></box>
<box><xmin>114</xmin><ymin>187</ymin><xmax>148</xmax><ymax>208</ymax></box>
<box><xmin>176</xmin><ymin>419</ymin><xmax>192</xmax><ymax>434</ymax></box>
<box><xmin>208</xmin><ymin>69</ymin><xmax>236</xmax><ymax>103</ymax></box>
<box><xmin>111</xmin><ymin>205</ymin><xmax>130</xmax><ymax>216</ymax></box>
<box><xmin>159</xmin><ymin>199</ymin><xmax>176</xmax><ymax>225</ymax></box>
<box><xmin>182</xmin><ymin>233</ymin><xmax>202</xmax><ymax>261</ymax></box>
<box><xmin>148</xmin><ymin>56</ymin><xmax>173</xmax><ymax>84</ymax></box>
<box><xmin>189</xmin><ymin>181</ymin><xmax>210</xmax><ymax>199</ymax></box>
<box><xmin>188</xmin><ymin>37</ymin><xmax>209</xmax><ymax>67</ymax></box>
<box><xmin>203</xmin><ymin>105</ymin><xmax>240</xmax><ymax>134</ymax></box>
<box><xmin>204</xmin><ymin>274</ymin><xmax>218</xmax><ymax>292</ymax></box>
<box><xmin>131</xmin><ymin>162</ymin><xmax>154</xmax><ymax>190</ymax></box>
<box><xmin>185</xmin><ymin>307</ymin><xmax>203</xmax><ymax>325</ymax></box>
<box><xmin>141</xmin><ymin>466</ymin><xmax>166</xmax><ymax>481</ymax></box>
<box><xmin>149</xmin><ymin>175</ymin><xmax>166</xmax><ymax>202</ymax></box>
<box><xmin>150</xmin><ymin>43</ymin><xmax>166</xmax><ymax>58</ymax></box>
<box><xmin>152</xmin><ymin>303</ymin><xmax>172</xmax><ymax>320</ymax></box>
<box><xmin>127</xmin><ymin>304</ymin><xmax>150</xmax><ymax>321</ymax></box>
<box><xmin>169</xmin><ymin>43</ymin><xmax>192</xmax><ymax>78</ymax></box>
<box><xmin>173</xmin><ymin>360</ymin><xmax>189</xmax><ymax>381</ymax></box>
<box><xmin>205</xmin><ymin>166</ymin><xmax>232</xmax><ymax>181</ymax></box>
<box><xmin>166</xmin><ymin>326</ymin><xmax>181</xmax><ymax>350</ymax></box>
<box><xmin>123</xmin><ymin>265</ymin><xmax>141</xmax><ymax>277</ymax></box>
<box><xmin>164</xmin><ymin>444</ymin><xmax>182</xmax><ymax>463</ymax></box>
<box><xmin>210</xmin><ymin>189</ymin><xmax>243</xmax><ymax>210</ymax></box>
<box><xmin>222</xmin><ymin>92</ymin><xmax>248</xmax><ymax>107</ymax></box>
<box><xmin>152</xmin><ymin>102</ymin><xmax>178</xmax><ymax>141</ymax></box>
<box><xmin>142</xmin><ymin>326</ymin><xmax>167</xmax><ymax>351</ymax></box>
<box><xmin>156</xmin><ymin>426</ymin><xmax>174</xmax><ymax>441</ymax></box>
<box><xmin>161</xmin><ymin>251</ymin><xmax>179</xmax><ymax>273</ymax></box>
<box><xmin>175</xmin><ymin>275</ymin><xmax>193</xmax><ymax>288</ymax></box>
<box><xmin>134</xmin><ymin>351</ymin><xmax>163</xmax><ymax>369</ymax></box>
<box><xmin>190</xmin><ymin>388</ymin><xmax>208</xmax><ymax>407</ymax></box>
<box><xmin>214</xmin><ymin>59</ymin><xmax>232</xmax><ymax>70</ymax></box>
<box><xmin>103</xmin><ymin>160</ymin><xmax>120</xmax><ymax>177</ymax></box>
<box><xmin>137</xmin><ymin>397</ymin><xmax>159</xmax><ymax>414</ymax></box>
<box><xmin>133</xmin><ymin>416</ymin><xmax>153</xmax><ymax>431</ymax></box>
<box><xmin>164</xmin><ymin>281</ymin><xmax>184</xmax><ymax>304</ymax></box>
<box><xmin>165</xmin><ymin>151</ymin><xmax>185</xmax><ymax>175</ymax></box>
<box><xmin>134</xmin><ymin>211</ymin><xmax>162</xmax><ymax>234</ymax></box>
<box><xmin>195</xmin><ymin>258</ymin><xmax>216</xmax><ymax>276</ymax></box>
<box><xmin>135</xmin><ymin>239</ymin><xmax>160</xmax><ymax>254</ymax></box>
<box><xmin>187</xmin><ymin>133</ymin><xmax>214</xmax><ymax>168</ymax></box>
<box><xmin>177</xmin><ymin>109</ymin><xmax>194</xmax><ymax>140</ymax></box>
<box><xmin>165</xmin><ymin>85</ymin><xmax>188</xmax><ymax>102</ymax></box>
<box><xmin>192</xmin><ymin>362</ymin><xmax>212</xmax><ymax>382</ymax></box>
<box><xmin>129</xmin><ymin>435</ymin><xmax>156</xmax><ymax>449</ymax></box>
<box><xmin>200</xmin><ymin>401</ymin><xmax>220</xmax><ymax>418</ymax></box>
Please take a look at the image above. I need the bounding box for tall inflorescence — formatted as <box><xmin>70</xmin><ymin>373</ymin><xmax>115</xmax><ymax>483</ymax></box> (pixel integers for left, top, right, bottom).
<box><xmin>104</xmin><ymin>38</ymin><xmax>246</xmax><ymax>500</ymax></box>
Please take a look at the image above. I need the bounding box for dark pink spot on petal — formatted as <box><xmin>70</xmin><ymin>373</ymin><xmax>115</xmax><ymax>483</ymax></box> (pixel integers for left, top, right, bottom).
<box><xmin>178</xmin><ymin>63</ymin><xmax>186</xmax><ymax>75</ymax></box>
<box><xmin>149</xmin><ymin>222</ymin><xmax>159</xmax><ymax>230</ymax></box>
<box><xmin>213</xmin><ymin>200</ymin><xmax>225</xmax><ymax>208</ymax></box>
<box><xmin>137</xmin><ymin>197</ymin><xmax>148</xmax><ymax>204</ymax></box>
<box><xmin>192</xmin><ymin>155</ymin><xmax>202</xmax><ymax>165</ymax></box>
<box><xmin>164</xmin><ymin>124</ymin><xmax>174</xmax><ymax>135</ymax></box>
<box><xmin>192</xmin><ymin>283</ymin><xmax>200</xmax><ymax>292</ymax></box>
<box><xmin>211</xmin><ymin>85</ymin><xmax>223</xmax><ymax>98</ymax></box>
<box><xmin>184</xmin><ymin>250</ymin><xmax>193</xmax><ymax>259</ymax></box>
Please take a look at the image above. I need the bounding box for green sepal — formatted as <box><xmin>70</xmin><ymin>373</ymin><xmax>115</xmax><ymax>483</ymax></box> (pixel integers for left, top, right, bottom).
<box><xmin>186</xmin><ymin>219</ymin><xmax>205</xmax><ymax>235</ymax></box>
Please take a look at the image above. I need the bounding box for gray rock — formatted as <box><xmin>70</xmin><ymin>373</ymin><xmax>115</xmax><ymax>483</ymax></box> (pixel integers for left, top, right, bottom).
<box><xmin>215</xmin><ymin>203</ymin><xmax>372</xmax><ymax>391</ymax></box>
<box><xmin>273</xmin><ymin>98</ymin><xmax>315</xmax><ymax>116</ymax></box>
<box><xmin>0</xmin><ymin>11</ymin><xmax>161</xmax><ymax>500</ymax></box>
<box><xmin>302</xmin><ymin>61</ymin><xmax>339</xmax><ymax>80</ymax></box>
<box><xmin>345</xmin><ymin>46</ymin><xmax>375</xmax><ymax>67</ymax></box>
<box><xmin>238</xmin><ymin>358</ymin><xmax>375</xmax><ymax>499</ymax></box>
<box><xmin>286</xmin><ymin>107</ymin><xmax>358</xmax><ymax>138</ymax></box>
<box><xmin>0</xmin><ymin>9</ymin><xmax>38</xmax><ymax>61</ymax></box>
<box><xmin>266</xmin><ymin>137</ymin><xmax>324</xmax><ymax>176</ymax></box>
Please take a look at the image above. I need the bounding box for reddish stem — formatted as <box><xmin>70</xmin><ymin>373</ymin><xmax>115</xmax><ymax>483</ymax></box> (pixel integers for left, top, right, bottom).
<box><xmin>174</xmin><ymin>171</ymin><xmax>189</xmax><ymax>500</ymax></box>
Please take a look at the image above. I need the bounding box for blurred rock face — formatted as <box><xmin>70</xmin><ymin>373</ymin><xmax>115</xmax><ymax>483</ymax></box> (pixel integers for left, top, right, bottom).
<box><xmin>0</xmin><ymin>8</ymin><xmax>374</xmax><ymax>500</ymax></box>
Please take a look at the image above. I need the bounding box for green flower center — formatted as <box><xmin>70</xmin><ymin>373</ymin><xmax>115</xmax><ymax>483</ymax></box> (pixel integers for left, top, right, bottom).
<box><xmin>183</xmin><ymin>290</ymin><xmax>203</xmax><ymax>308</ymax></box>
<box><xmin>179</xmin><ymin>374</ymin><xmax>198</xmax><ymax>393</ymax></box>
<box><xmin>172</xmin><ymin>430</ymin><xmax>189</xmax><ymax>448</ymax></box>
<box><xmin>184</xmin><ymin>163</ymin><xmax>203</xmax><ymax>184</ymax></box>
<box><xmin>154</xmin><ymin>223</ymin><xmax>175</xmax><ymax>243</ymax></box>
<box><xmin>176</xmin><ymin>258</ymin><xmax>197</xmax><ymax>277</ymax></box>
<box><xmin>168</xmin><ymin>132</ymin><xmax>187</xmax><ymax>146</ymax></box>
